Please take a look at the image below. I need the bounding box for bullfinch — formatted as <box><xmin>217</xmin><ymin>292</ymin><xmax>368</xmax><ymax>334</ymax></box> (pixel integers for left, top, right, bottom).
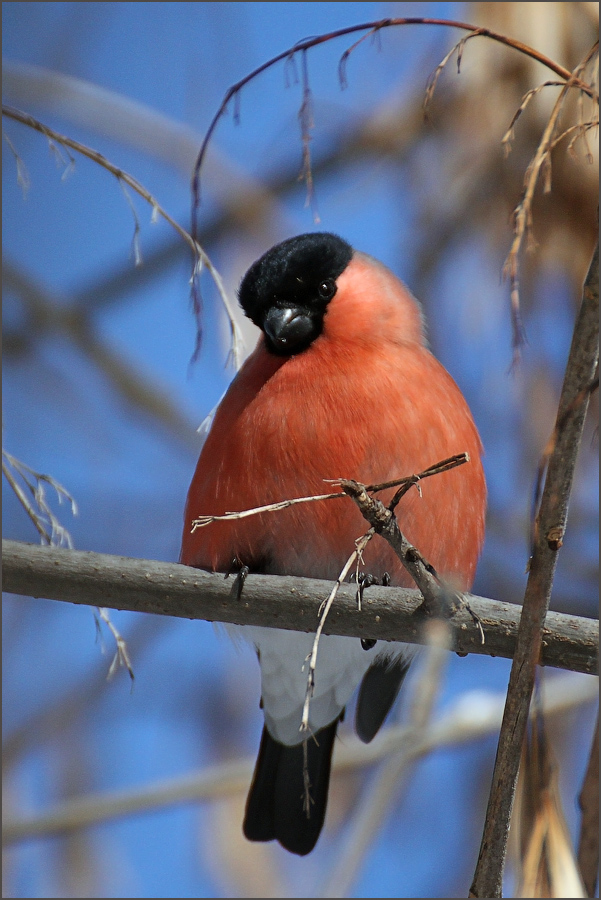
<box><xmin>181</xmin><ymin>232</ymin><xmax>486</xmax><ymax>855</ymax></box>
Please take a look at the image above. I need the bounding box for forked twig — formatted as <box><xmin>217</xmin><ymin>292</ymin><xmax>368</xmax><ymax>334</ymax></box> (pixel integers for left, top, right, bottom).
<box><xmin>502</xmin><ymin>43</ymin><xmax>599</xmax><ymax>364</ymax></box>
<box><xmin>191</xmin><ymin>15</ymin><xmax>593</xmax><ymax>228</ymax></box>
<box><xmin>300</xmin><ymin>529</ymin><xmax>375</xmax><ymax>736</ymax></box>
<box><xmin>190</xmin><ymin>491</ymin><xmax>343</xmax><ymax>530</ymax></box>
<box><xmin>190</xmin><ymin>453</ymin><xmax>469</xmax><ymax>530</ymax></box>
<box><xmin>502</xmin><ymin>81</ymin><xmax>570</xmax><ymax>153</ymax></box>
<box><xmin>94</xmin><ymin>608</ymin><xmax>135</xmax><ymax>684</ymax></box>
<box><xmin>423</xmin><ymin>31</ymin><xmax>481</xmax><ymax>113</ymax></box>
<box><xmin>2</xmin><ymin>449</ymin><xmax>77</xmax><ymax>548</ymax></box>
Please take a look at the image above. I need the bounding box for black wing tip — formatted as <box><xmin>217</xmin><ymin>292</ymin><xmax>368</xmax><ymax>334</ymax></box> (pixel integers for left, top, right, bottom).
<box><xmin>355</xmin><ymin>655</ymin><xmax>411</xmax><ymax>744</ymax></box>
<box><xmin>243</xmin><ymin>816</ymin><xmax>318</xmax><ymax>856</ymax></box>
<box><xmin>243</xmin><ymin>719</ymin><xmax>340</xmax><ymax>855</ymax></box>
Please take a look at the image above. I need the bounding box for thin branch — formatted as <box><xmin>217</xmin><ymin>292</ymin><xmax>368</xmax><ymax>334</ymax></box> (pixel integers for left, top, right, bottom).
<box><xmin>553</xmin><ymin>118</ymin><xmax>599</xmax><ymax>157</ymax></box>
<box><xmin>502</xmin><ymin>44</ymin><xmax>599</xmax><ymax>364</ymax></box>
<box><xmin>190</xmin><ymin>454</ymin><xmax>469</xmax><ymax>529</ymax></box>
<box><xmin>338</xmin><ymin>25</ymin><xmax>389</xmax><ymax>89</ymax></box>
<box><xmin>2</xmin><ymin>459</ymin><xmax>49</xmax><ymax>544</ymax></box>
<box><xmin>191</xmin><ymin>491</ymin><xmax>342</xmax><ymax>530</ymax></box>
<box><xmin>200</xmin><ymin>454</ymin><xmax>473</xmax><ymax>743</ymax></box>
<box><xmin>423</xmin><ymin>32</ymin><xmax>480</xmax><ymax>113</ymax></box>
<box><xmin>339</xmin><ymin>479</ymin><xmax>450</xmax><ymax>615</ymax></box>
<box><xmin>298</xmin><ymin>530</ymin><xmax>375</xmax><ymax>816</ymax></box>
<box><xmin>1</xmin><ymin>104</ymin><xmax>245</xmax><ymax>369</ymax></box>
<box><xmin>470</xmin><ymin>243</ymin><xmax>599</xmax><ymax>898</ymax></box>
<box><xmin>501</xmin><ymin>81</ymin><xmax>598</xmax><ymax>155</ymax></box>
<box><xmin>297</xmin><ymin>49</ymin><xmax>319</xmax><ymax>221</ymax></box>
<box><xmin>3</xmin><ymin>671</ymin><xmax>595</xmax><ymax>845</ymax></box>
<box><xmin>118</xmin><ymin>180</ymin><xmax>143</xmax><ymax>267</ymax></box>
<box><xmin>502</xmin><ymin>81</ymin><xmax>564</xmax><ymax>151</ymax></box>
<box><xmin>2</xmin><ymin>128</ymin><xmax>30</xmax><ymax>195</ymax></box>
<box><xmin>530</xmin><ymin>374</ymin><xmax>599</xmax><ymax>554</ymax></box>
<box><xmin>191</xmin><ymin>13</ymin><xmax>594</xmax><ymax>217</ymax></box>
<box><xmin>2</xmin><ymin>540</ymin><xmax>598</xmax><ymax>675</ymax></box>
<box><xmin>321</xmin><ymin>620</ymin><xmax>452</xmax><ymax>898</ymax></box>
<box><xmin>2</xmin><ymin>450</ymin><xmax>77</xmax><ymax>548</ymax></box>
<box><xmin>577</xmin><ymin>712</ymin><xmax>599</xmax><ymax>898</ymax></box>
<box><xmin>93</xmin><ymin>608</ymin><xmax>135</xmax><ymax>684</ymax></box>
<box><xmin>297</xmin><ymin>461</ymin><xmax>471</xmax><ymax>766</ymax></box>
<box><xmin>300</xmin><ymin>529</ymin><xmax>374</xmax><ymax>733</ymax></box>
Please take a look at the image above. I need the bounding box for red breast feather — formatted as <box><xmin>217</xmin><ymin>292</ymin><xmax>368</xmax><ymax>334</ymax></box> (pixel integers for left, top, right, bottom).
<box><xmin>181</xmin><ymin>251</ymin><xmax>486</xmax><ymax>589</ymax></box>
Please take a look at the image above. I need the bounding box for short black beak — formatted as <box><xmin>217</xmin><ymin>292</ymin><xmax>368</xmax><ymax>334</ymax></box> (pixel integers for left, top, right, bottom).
<box><xmin>263</xmin><ymin>306</ymin><xmax>316</xmax><ymax>353</ymax></box>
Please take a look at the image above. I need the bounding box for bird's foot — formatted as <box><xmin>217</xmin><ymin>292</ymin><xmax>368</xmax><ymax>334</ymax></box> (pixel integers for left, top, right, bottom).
<box><xmin>225</xmin><ymin>556</ymin><xmax>250</xmax><ymax>601</ymax></box>
<box><xmin>354</xmin><ymin>571</ymin><xmax>391</xmax><ymax>650</ymax></box>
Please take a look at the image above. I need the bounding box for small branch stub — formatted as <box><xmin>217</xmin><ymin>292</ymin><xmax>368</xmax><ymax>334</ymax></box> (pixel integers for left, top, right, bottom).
<box><xmin>546</xmin><ymin>526</ymin><xmax>564</xmax><ymax>551</ymax></box>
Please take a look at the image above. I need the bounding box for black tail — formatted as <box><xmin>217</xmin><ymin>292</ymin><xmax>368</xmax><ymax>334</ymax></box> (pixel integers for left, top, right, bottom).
<box><xmin>243</xmin><ymin>719</ymin><xmax>339</xmax><ymax>856</ymax></box>
<box><xmin>355</xmin><ymin>656</ymin><xmax>411</xmax><ymax>744</ymax></box>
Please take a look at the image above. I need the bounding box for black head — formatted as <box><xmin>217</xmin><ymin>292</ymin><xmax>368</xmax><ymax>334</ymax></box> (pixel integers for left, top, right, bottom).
<box><xmin>238</xmin><ymin>233</ymin><xmax>353</xmax><ymax>356</ymax></box>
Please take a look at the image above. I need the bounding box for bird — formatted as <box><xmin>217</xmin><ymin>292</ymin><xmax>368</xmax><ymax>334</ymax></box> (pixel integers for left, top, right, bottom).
<box><xmin>181</xmin><ymin>232</ymin><xmax>486</xmax><ymax>856</ymax></box>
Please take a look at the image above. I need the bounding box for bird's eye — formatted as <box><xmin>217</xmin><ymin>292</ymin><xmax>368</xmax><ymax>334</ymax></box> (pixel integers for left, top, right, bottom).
<box><xmin>318</xmin><ymin>279</ymin><xmax>336</xmax><ymax>300</ymax></box>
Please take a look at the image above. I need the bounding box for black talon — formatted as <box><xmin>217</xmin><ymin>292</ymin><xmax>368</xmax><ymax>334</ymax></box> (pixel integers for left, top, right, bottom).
<box><xmin>382</xmin><ymin>572</ymin><xmax>391</xmax><ymax>587</ymax></box>
<box><xmin>225</xmin><ymin>556</ymin><xmax>249</xmax><ymax>600</ymax></box>
<box><xmin>356</xmin><ymin>573</ymin><xmax>378</xmax><ymax>610</ymax></box>
<box><xmin>225</xmin><ymin>555</ymin><xmax>244</xmax><ymax>578</ymax></box>
<box><xmin>356</xmin><ymin>573</ymin><xmax>380</xmax><ymax>649</ymax></box>
<box><xmin>232</xmin><ymin>565</ymin><xmax>249</xmax><ymax>600</ymax></box>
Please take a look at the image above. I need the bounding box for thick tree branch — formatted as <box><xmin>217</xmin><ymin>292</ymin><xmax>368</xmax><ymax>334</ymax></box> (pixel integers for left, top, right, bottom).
<box><xmin>470</xmin><ymin>242</ymin><xmax>599</xmax><ymax>898</ymax></box>
<box><xmin>2</xmin><ymin>540</ymin><xmax>597</xmax><ymax>675</ymax></box>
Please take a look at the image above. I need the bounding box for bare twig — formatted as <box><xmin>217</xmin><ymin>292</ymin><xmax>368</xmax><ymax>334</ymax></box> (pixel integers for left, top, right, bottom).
<box><xmin>2</xmin><ymin>128</ymin><xmax>30</xmax><ymax>194</ymax></box>
<box><xmin>2</xmin><ymin>450</ymin><xmax>77</xmax><ymax>547</ymax></box>
<box><xmin>2</xmin><ymin>453</ymin><xmax>135</xmax><ymax>685</ymax></box>
<box><xmin>300</xmin><ymin>529</ymin><xmax>374</xmax><ymax>734</ymax></box>
<box><xmin>2</xmin><ymin>104</ymin><xmax>245</xmax><ymax>369</ymax></box>
<box><xmin>470</xmin><ymin>243</ymin><xmax>599</xmax><ymax>898</ymax></box>
<box><xmin>93</xmin><ymin>608</ymin><xmax>135</xmax><ymax>684</ymax></box>
<box><xmin>321</xmin><ymin>620</ymin><xmax>451</xmax><ymax>898</ymax></box>
<box><xmin>189</xmin><ymin>14</ymin><xmax>597</xmax><ymax>310</ymax></box>
<box><xmin>297</xmin><ymin>49</ymin><xmax>319</xmax><ymax>221</ymax></box>
<box><xmin>577</xmin><ymin>712</ymin><xmax>599</xmax><ymax>898</ymax></box>
<box><xmin>501</xmin><ymin>81</ymin><xmax>596</xmax><ymax>154</ymax></box>
<box><xmin>191</xmin><ymin>13</ymin><xmax>593</xmax><ymax>219</ymax></box>
<box><xmin>423</xmin><ymin>31</ymin><xmax>481</xmax><ymax>113</ymax></box>
<box><xmin>190</xmin><ymin>491</ymin><xmax>343</xmax><ymax>530</ymax></box>
<box><xmin>548</xmin><ymin>120</ymin><xmax>599</xmax><ymax>156</ymax></box>
<box><xmin>338</xmin><ymin>24</ymin><xmax>390</xmax><ymax>89</ymax></box>
<box><xmin>502</xmin><ymin>44</ymin><xmax>599</xmax><ymax>364</ymax></box>
<box><xmin>192</xmin><ymin>454</ymin><xmax>472</xmax><ymax>746</ymax></box>
<box><xmin>339</xmin><ymin>479</ymin><xmax>449</xmax><ymax>615</ymax></box>
<box><xmin>190</xmin><ymin>454</ymin><xmax>468</xmax><ymax>529</ymax></box>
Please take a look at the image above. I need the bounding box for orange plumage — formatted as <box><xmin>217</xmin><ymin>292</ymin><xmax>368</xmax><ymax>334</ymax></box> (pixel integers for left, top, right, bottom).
<box><xmin>181</xmin><ymin>234</ymin><xmax>486</xmax><ymax>854</ymax></box>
